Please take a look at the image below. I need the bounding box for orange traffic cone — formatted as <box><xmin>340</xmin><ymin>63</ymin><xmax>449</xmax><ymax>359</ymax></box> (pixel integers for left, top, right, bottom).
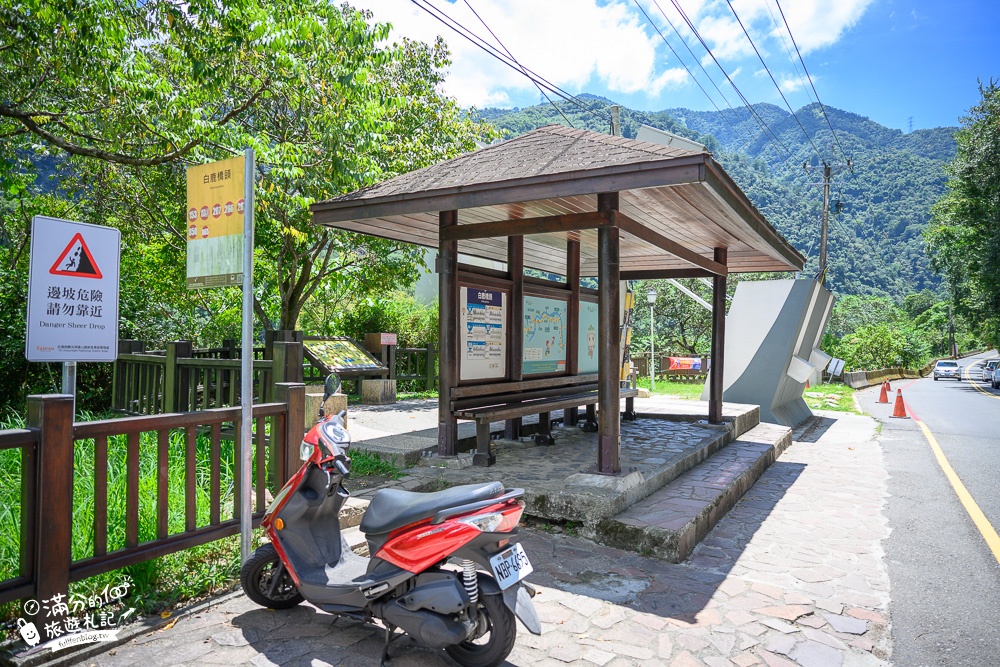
<box><xmin>891</xmin><ymin>389</ymin><xmax>908</xmax><ymax>419</ymax></box>
<box><xmin>885</xmin><ymin>379</ymin><xmax>892</xmax><ymax>391</ymax></box>
<box><xmin>877</xmin><ymin>381</ymin><xmax>889</xmax><ymax>404</ymax></box>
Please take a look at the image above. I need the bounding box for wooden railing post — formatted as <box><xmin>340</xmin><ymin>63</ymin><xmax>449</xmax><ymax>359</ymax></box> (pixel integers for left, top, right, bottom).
<box><xmin>271</xmin><ymin>341</ymin><xmax>303</xmax><ymax>398</ymax></box>
<box><xmin>274</xmin><ymin>383</ymin><xmax>306</xmax><ymax>484</ymax></box>
<box><xmin>164</xmin><ymin>340</ymin><xmax>193</xmax><ymax>413</ymax></box>
<box><xmin>27</xmin><ymin>394</ymin><xmax>74</xmax><ymax>640</ymax></box>
<box><xmin>426</xmin><ymin>343</ymin><xmax>436</xmax><ymax>391</ymax></box>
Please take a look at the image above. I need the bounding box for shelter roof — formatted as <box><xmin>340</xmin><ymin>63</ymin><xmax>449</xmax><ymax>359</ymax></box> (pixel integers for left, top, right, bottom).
<box><xmin>311</xmin><ymin>125</ymin><xmax>804</xmax><ymax>276</ymax></box>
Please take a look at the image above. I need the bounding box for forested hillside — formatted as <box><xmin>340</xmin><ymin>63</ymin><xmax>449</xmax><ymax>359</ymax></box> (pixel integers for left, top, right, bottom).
<box><xmin>480</xmin><ymin>96</ymin><xmax>957</xmax><ymax>301</ymax></box>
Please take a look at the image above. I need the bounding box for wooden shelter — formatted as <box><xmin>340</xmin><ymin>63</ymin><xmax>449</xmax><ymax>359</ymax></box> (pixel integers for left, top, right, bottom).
<box><xmin>311</xmin><ymin>126</ymin><xmax>804</xmax><ymax>474</ymax></box>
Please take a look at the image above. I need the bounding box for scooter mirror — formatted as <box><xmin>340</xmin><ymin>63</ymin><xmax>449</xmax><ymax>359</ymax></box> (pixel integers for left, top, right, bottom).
<box><xmin>322</xmin><ymin>373</ymin><xmax>342</xmax><ymax>401</ymax></box>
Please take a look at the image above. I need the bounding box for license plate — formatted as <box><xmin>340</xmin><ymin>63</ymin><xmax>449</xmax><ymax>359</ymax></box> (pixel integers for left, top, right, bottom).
<box><xmin>489</xmin><ymin>543</ymin><xmax>533</xmax><ymax>590</ymax></box>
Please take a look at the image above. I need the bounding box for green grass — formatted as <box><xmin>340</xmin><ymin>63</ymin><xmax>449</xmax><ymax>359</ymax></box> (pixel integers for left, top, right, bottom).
<box><xmin>802</xmin><ymin>383</ymin><xmax>860</xmax><ymax>413</ymax></box>
<box><xmin>0</xmin><ymin>408</ymin><xmax>274</xmax><ymax>631</ymax></box>
<box><xmin>350</xmin><ymin>451</ymin><xmax>404</xmax><ymax>479</ymax></box>
<box><xmin>634</xmin><ymin>376</ymin><xmax>706</xmax><ymax>400</ymax></box>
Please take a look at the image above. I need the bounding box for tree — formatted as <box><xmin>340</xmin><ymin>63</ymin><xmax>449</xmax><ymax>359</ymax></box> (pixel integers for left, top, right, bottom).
<box><xmin>1</xmin><ymin>1</ymin><xmax>497</xmax><ymax>332</ymax></box>
<box><xmin>0</xmin><ymin>2</ymin><xmax>498</xmax><ymax>412</ymax></box>
<box><xmin>925</xmin><ymin>81</ymin><xmax>1000</xmax><ymax>347</ymax></box>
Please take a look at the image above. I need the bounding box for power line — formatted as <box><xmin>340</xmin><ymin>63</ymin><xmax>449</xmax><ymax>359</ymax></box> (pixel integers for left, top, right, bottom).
<box><xmin>410</xmin><ymin>0</ymin><xmax>612</xmax><ymax>124</ymax></box>
<box><xmin>724</xmin><ymin>0</ymin><xmax>824</xmax><ymax>160</ymax></box>
<box><xmin>666</xmin><ymin>0</ymin><xmax>793</xmax><ymax>159</ymax></box>
<box><xmin>462</xmin><ymin>0</ymin><xmax>575</xmax><ymax>129</ymax></box>
<box><xmin>631</xmin><ymin>0</ymin><xmax>750</xmax><ymax>146</ymax></box>
<box><xmin>762</xmin><ymin>0</ymin><xmax>816</xmax><ymax>107</ymax></box>
<box><xmin>774</xmin><ymin>0</ymin><xmax>851</xmax><ymax>165</ymax></box>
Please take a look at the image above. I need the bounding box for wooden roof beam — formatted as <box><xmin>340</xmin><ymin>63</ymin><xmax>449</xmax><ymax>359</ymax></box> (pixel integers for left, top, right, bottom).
<box><xmin>439</xmin><ymin>211</ymin><xmax>614</xmax><ymax>242</ymax></box>
<box><xmin>620</xmin><ymin>268</ymin><xmax>715</xmax><ymax>280</ymax></box>
<box><xmin>613</xmin><ymin>211</ymin><xmax>728</xmax><ymax>276</ymax></box>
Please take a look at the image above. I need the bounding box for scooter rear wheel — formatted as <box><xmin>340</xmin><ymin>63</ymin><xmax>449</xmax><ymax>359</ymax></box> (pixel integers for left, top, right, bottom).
<box><xmin>444</xmin><ymin>591</ymin><xmax>515</xmax><ymax>667</ymax></box>
<box><xmin>240</xmin><ymin>543</ymin><xmax>303</xmax><ymax>610</ymax></box>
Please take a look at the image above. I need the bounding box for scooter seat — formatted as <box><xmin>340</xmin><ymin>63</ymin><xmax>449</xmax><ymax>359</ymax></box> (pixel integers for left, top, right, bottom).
<box><xmin>360</xmin><ymin>481</ymin><xmax>505</xmax><ymax>535</ymax></box>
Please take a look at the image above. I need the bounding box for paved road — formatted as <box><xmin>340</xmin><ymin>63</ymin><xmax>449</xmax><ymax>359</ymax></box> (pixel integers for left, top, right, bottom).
<box><xmin>858</xmin><ymin>352</ymin><xmax>1000</xmax><ymax>667</ymax></box>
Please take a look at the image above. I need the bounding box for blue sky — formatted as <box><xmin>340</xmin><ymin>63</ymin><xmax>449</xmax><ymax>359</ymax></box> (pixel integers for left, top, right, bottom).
<box><xmin>359</xmin><ymin>0</ymin><xmax>999</xmax><ymax>131</ymax></box>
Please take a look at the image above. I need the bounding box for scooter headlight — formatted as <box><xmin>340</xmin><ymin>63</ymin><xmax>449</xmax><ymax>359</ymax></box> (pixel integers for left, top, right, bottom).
<box><xmin>299</xmin><ymin>440</ymin><xmax>315</xmax><ymax>461</ymax></box>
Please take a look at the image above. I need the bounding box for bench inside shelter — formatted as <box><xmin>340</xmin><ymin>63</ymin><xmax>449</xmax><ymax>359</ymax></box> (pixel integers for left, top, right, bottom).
<box><xmin>452</xmin><ymin>374</ymin><xmax>639</xmax><ymax>466</ymax></box>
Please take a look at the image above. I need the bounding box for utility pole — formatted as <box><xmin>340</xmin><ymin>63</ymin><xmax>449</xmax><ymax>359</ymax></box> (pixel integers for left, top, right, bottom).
<box><xmin>610</xmin><ymin>105</ymin><xmax>621</xmax><ymax>137</ymax></box>
<box><xmin>948</xmin><ymin>304</ymin><xmax>957</xmax><ymax>358</ymax></box>
<box><xmin>820</xmin><ymin>162</ymin><xmax>831</xmax><ymax>281</ymax></box>
<box><xmin>804</xmin><ymin>157</ymin><xmax>852</xmax><ymax>285</ymax></box>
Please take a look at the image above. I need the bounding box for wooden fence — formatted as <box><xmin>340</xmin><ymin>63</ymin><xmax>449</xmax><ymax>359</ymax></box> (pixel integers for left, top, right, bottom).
<box><xmin>633</xmin><ymin>352</ymin><xmax>710</xmax><ymax>382</ymax></box>
<box><xmin>112</xmin><ymin>340</ymin><xmax>303</xmax><ymax>415</ymax></box>
<box><xmin>0</xmin><ymin>384</ymin><xmax>305</xmax><ymax>630</ymax></box>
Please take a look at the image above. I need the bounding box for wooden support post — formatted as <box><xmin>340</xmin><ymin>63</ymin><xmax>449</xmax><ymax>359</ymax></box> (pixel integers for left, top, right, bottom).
<box><xmin>275</xmin><ymin>383</ymin><xmax>306</xmax><ymax>484</ymax></box>
<box><xmin>27</xmin><ymin>394</ymin><xmax>74</xmax><ymax>640</ymax></box>
<box><xmin>567</xmin><ymin>239</ymin><xmax>581</xmax><ymax>375</ymax></box>
<box><xmin>425</xmin><ymin>343</ymin><xmax>436</xmax><ymax>391</ymax></box>
<box><xmin>474</xmin><ymin>420</ymin><xmax>495</xmax><ymax>466</ymax></box>
<box><xmin>535</xmin><ymin>411</ymin><xmax>554</xmax><ymax>445</ymax></box>
<box><xmin>709</xmin><ymin>247</ymin><xmax>728</xmax><ymax>424</ymax></box>
<box><xmin>438</xmin><ymin>210</ymin><xmax>459</xmax><ymax>456</ymax></box>
<box><xmin>505</xmin><ymin>235</ymin><xmax>525</xmax><ymax>441</ymax></box>
<box><xmin>272</xmin><ymin>341</ymin><xmax>303</xmax><ymax>403</ymax></box>
<box><xmin>597</xmin><ymin>193</ymin><xmax>621</xmax><ymax>474</ymax></box>
<box><xmin>164</xmin><ymin>340</ymin><xmax>192</xmax><ymax>413</ymax></box>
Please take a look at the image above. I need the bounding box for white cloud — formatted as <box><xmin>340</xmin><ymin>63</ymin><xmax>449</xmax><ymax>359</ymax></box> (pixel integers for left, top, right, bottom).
<box><xmin>359</xmin><ymin>0</ymin><xmax>692</xmax><ymax>107</ymax></box>
<box><xmin>355</xmin><ymin>0</ymin><xmax>872</xmax><ymax>109</ymax></box>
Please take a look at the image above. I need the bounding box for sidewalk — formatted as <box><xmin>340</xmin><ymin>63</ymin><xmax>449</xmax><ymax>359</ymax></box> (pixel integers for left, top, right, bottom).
<box><xmin>79</xmin><ymin>409</ymin><xmax>891</xmax><ymax>667</ymax></box>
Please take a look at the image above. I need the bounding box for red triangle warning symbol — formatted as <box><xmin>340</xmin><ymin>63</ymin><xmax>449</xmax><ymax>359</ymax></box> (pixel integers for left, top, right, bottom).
<box><xmin>49</xmin><ymin>233</ymin><xmax>103</xmax><ymax>279</ymax></box>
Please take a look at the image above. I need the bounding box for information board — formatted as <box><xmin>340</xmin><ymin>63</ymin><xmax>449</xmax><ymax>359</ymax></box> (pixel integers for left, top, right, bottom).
<box><xmin>186</xmin><ymin>155</ymin><xmax>246</xmax><ymax>288</ymax></box>
<box><xmin>307</xmin><ymin>339</ymin><xmax>384</xmax><ymax>373</ymax></box>
<box><xmin>26</xmin><ymin>216</ymin><xmax>121</xmax><ymax>362</ymax></box>
<box><xmin>522</xmin><ymin>295</ymin><xmax>567</xmax><ymax>375</ymax></box>
<box><xmin>578</xmin><ymin>300</ymin><xmax>599</xmax><ymax>373</ymax></box>
<box><xmin>460</xmin><ymin>287</ymin><xmax>507</xmax><ymax>381</ymax></box>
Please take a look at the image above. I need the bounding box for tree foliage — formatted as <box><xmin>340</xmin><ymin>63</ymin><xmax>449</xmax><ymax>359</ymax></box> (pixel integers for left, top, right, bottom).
<box><xmin>483</xmin><ymin>98</ymin><xmax>957</xmax><ymax>302</ymax></box>
<box><xmin>0</xmin><ymin>1</ymin><xmax>496</xmax><ymax>412</ymax></box>
<box><xmin>925</xmin><ymin>81</ymin><xmax>1000</xmax><ymax>347</ymax></box>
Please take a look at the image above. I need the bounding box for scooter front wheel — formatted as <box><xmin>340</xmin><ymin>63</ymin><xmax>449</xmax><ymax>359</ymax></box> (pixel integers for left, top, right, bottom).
<box><xmin>444</xmin><ymin>591</ymin><xmax>515</xmax><ymax>667</ymax></box>
<box><xmin>240</xmin><ymin>543</ymin><xmax>304</xmax><ymax>610</ymax></box>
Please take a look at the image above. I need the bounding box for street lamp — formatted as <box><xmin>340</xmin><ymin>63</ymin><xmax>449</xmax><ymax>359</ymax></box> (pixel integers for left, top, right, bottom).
<box><xmin>647</xmin><ymin>289</ymin><xmax>657</xmax><ymax>391</ymax></box>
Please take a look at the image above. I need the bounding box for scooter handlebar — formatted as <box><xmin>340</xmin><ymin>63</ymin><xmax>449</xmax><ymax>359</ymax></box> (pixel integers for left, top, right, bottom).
<box><xmin>334</xmin><ymin>459</ymin><xmax>350</xmax><ymax>478</ymax></box>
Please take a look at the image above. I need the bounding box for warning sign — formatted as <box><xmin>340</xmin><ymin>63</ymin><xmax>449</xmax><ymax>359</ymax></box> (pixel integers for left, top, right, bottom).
<box><xmin>49</xmin><ymin>233</ymin><xmax>104</xmax><ymax>278</ymax></box>
<box><xmin>26</xmin><ymin>217</ymin><xmax>120</xmax><ymax>362</ymax></box>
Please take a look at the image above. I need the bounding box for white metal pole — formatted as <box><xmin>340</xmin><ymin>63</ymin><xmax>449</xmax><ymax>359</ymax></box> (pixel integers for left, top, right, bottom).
<box><xmin>62</xmin><ymin>361</ymin><xmax>76</xmax><ymax>419</ymax></box>
<box><xmin>649</xmin><ymin>304</ymin><xmax>655</xmax><ymax>391</ymax></box>
<box><xmin>240</xmin><ymin>148</ymin><xmax>255</xmax><ymax>563</ymax></box>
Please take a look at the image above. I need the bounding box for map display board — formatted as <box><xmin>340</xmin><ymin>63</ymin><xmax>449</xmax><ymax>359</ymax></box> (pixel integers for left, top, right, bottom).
<box><xmin>578</xmin><ymin>300</ymin><xmax>599</xmax><ymax>373</ymax></box>
<box><xmin>460</xmin><ymin>287</ymin><xmax>507</xmax><ymax>381</ymax></box>
<box><xmin>307</xmin><ymin>338</ymin><xmax>384</xmax><ymax>373</ymax></box>
<box><xmin>522</xmin><ymin>295</ymin><xmax>567</xmax><ymax>375</ymax></box>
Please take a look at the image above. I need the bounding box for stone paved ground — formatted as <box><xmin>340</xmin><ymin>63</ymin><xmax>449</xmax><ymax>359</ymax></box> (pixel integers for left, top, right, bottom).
<box><xmin>81</xmin><ymin>410</ymin><xmax>889</xmax><ymax>667</ymax></box>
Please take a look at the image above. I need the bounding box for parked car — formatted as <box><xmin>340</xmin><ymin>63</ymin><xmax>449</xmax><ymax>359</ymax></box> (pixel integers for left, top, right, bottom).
<box><xmin>933</xmin><ymin>360</ymin><xmax>962</xmax><ymax>381</ymax></box>
<box><xmin>981</xmin><ymin>359</ymin><xmax>1000</xmax><ymax>383</ymax></box>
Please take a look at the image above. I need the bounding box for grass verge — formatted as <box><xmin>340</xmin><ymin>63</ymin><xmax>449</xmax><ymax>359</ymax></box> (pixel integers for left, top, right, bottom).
<box><xmin>634</xmin><ymin>377</ymin><xmax>706</xmax><ymax>401</ymax></box>
<box><xmin>803</xmin><ymin>383</ymin><xmax>861</xmax><ymax>413</ymax></box>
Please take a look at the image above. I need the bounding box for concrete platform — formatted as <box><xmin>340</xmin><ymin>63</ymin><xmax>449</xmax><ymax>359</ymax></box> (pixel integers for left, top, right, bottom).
<box><xmin>595</xmin><ymin>421</ymin><xmax>792</xmax><ymax>563</ymax></box>
<box><xmin>342</xmin><ymin>396</ymin><xmax>792</xmax><ymax>562</ymax></box>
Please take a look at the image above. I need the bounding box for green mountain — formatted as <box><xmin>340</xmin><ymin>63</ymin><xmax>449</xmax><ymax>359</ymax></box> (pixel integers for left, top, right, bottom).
<box><xmin>479</xmin><ymin>95</ymin><xmax>956</xmax><ymax>300</ymax></box>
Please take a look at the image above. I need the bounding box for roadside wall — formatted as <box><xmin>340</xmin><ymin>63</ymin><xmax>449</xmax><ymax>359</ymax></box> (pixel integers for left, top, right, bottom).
<box><xmin>843</xmin><ymin>349</ymin><xmax>986</xmax><ymax>389</ymax></box>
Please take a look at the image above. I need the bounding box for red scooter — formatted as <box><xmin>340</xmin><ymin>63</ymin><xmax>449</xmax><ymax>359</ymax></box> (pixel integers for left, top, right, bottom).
<box><xmin>240</xmin><ymin>381</ymin><xmax>540</xmax><ymax>667</ymax></box>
